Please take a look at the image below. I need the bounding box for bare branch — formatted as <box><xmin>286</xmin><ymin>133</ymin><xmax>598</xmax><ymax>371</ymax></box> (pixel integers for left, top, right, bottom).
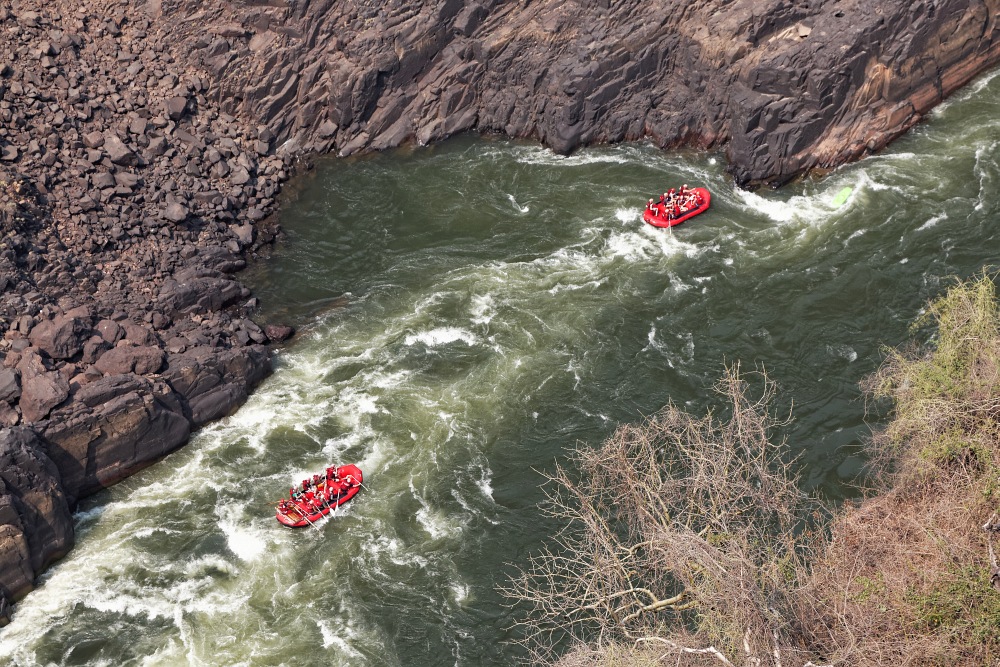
<box><xmin>636</xmin><ymin>636</ymin><xmax>737</xmax><ymax>666</ymax></box>
<box><xmin>502</xmin><ymin>364</ymin><xmax>828</xmax><ymax>665</ymax></box>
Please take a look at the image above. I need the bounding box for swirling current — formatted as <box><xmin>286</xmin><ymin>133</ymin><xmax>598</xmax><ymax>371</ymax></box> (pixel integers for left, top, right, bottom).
<box><xmin>2</xmin><ymin>69</ymin><xmax>1000</xmax><ymax>666</ymax></box>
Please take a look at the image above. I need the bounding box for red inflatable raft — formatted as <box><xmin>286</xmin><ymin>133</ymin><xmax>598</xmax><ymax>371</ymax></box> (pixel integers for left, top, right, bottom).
<box><xmin>643</xmin><ymin>187</ymin><xmax>711</xmax><ymax>228</ymax></box>
<box><xmin>275</xmin><ymin>464</ymin><xmax>363</xmax><ymax>528</ymax></box>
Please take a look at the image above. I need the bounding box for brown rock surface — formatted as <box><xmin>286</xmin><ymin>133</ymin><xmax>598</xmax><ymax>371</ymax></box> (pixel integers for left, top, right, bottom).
<box><xmin>93</xmin><ymin>346</ymin><xmax>166</xmax><ymax>376</ymax></box>
<box><xmin>154</xmin><ymin>0</ymin><xmax>1000</xmax><ymax>187</ymax></box>
<box><xmin>0</xmin><ymin>0</ymin><xmax>291</xmax><ymax>623</ymax></box>
<box><xmin>0</xmin><ymin>427</ymin><xmax>73</xmax><ymax>624</ymax></box>
<box><xmin>28</xmin><ymin>315</ymin><xmax>89</xmax><ymax>360</ymax></box>
<box><xmin>43</xmin><ymin>374</ymin><xmax>191</xmax><ymax>500</ymax></box>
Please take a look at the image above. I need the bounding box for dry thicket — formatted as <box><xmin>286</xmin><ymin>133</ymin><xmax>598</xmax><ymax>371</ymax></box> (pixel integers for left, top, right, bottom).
<box><xmin>504</xmin><ymin>272</ymin><xmax>1000</xmax><ymax>666</ymax></box>
<box><xmin>502</xmin><ymin>365</ymin><xmax>829</xmax><ymax>666</ymax></box>
<box><xmin>795</xmin><ymin>272</ymin><xmax>1000</xmax><ymax>666</ymax></box>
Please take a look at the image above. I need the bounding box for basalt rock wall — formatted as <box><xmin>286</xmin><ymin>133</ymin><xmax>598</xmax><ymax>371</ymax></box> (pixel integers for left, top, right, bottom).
<box><xmin>155</xmin><ymin>0</ymin><xmax>1000</xmax><ymax>187</ymax></box>
<box><xmin>0</xmin><ymin>427</ymin><xmax>72</xmax><ymax>620</ymax></box>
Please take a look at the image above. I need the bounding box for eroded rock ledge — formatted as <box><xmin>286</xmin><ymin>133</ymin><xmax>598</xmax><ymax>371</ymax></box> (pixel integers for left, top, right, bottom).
<box><xmin>1</xmin><ymin>0</ymin><xmax>998</xmax><ymax>626</ymax></box>
<box><xmin>159</xmin><ymin>0</ymin><xmax>1000</xmax><ymax>187</ymax></box>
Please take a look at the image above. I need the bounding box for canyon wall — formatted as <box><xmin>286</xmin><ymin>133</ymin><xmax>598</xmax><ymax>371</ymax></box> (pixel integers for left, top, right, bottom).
<box><xmin>157</xmin><ymin>0</ymin><xmax>1000</xmax><ymax>186</ymax></box>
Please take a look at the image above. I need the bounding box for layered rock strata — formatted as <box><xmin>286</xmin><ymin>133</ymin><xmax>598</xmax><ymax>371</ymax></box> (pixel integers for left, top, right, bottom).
<box><xmin>153</xmin><ymin>0</ymin><xmax>1000</xmax><ymax>187</ymax></box>
<box><xmin>1</xmin><ymin>0</ymin><xmax>999</xmax><ymax>627</ymax></box>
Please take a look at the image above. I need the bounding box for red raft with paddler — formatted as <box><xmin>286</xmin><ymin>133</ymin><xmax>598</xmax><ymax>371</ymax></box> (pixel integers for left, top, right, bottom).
<box><xmin>275</xmin><ymin>464</ymin><xmax>363</xmax><ymax>528</ymax></box>
<box><xmin>643</xmin><ymin>184</ymin><xmax>711</xmax><ymax>228</ymax></box>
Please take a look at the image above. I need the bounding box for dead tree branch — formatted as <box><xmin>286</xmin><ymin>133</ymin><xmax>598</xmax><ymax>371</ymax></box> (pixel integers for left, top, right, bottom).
<box><xmin>503</xmin><ymin>364</ymin><xmax>829</xmax><ymax>666</ymax></box>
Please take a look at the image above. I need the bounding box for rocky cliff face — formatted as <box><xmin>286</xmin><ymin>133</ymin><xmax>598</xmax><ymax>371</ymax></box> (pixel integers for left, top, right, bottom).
<box><xmin>0</xmin><ymin>427</ymin><xmax>73</xmax><ymax>620</ymax></box>
<box><xmin>154</xmin><ymin>0</ymin><xmax>1000</xmax><ymax>187</ymax></box>
<box><xmin>1</xmin><ymin>0</ymin><xmax>998</xmax><ymax>626</ymax></box>
<box><xmin>0</xmin><ymin>0</ymin><xmax>293</xmax><ymax>622</ymax></box>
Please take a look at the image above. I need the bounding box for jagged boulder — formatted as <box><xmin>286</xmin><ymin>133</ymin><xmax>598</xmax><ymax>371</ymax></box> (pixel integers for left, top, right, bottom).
<box><xmin>28</xmin><ymin>315</ymin><xmax>89</xmax><ymax>360</ymax></box>
<box><xmin>0</xmin><ymin>427</ymin><xmax>73</xmax><ymax>625</ymax></box>
<box><xmin>17</xmin><ymin>350</ymin><xmax>69</xmax><ymax>424</ymax></box>
<box><xmin>157</xmin><ymin>255</ymin><xmax>247</xmax><ymax>318</ymax></box>
<box><xmin>103</xmin><ymin>135</ymin><xmax>140</xmax><ymax>167</ymax></box>
<box><xmin>42</xmin><ymin>375</ymin><xmax>190</xmax><ymax>501</ymax></box>
<box><xmin>0</xmin><ymin>369</ymin><xmax>20</xmax><ymax>403</ymax></box>
<box><xmin>161</xmin><ymin>345</ymin><xmax>271</xmax><ymax>425</ymax></box>
<box><xmin>94</xmin><ymin>346</ymin><xmax>165</xmax><ymax>376</ymax></box>
<box><xmin>263</xmin><ymin>324</ymin><xmax>294</xmax><ymax>343</ymax></box>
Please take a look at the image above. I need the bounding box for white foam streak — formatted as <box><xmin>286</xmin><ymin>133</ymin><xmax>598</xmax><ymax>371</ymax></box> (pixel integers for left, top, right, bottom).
<box><xmin>507</xmin><ymin>193</ymin><xmax>529</xmax><ymax>213</ymax></box>
<box><xmin>469</xmin><ymin>293</ymin><xmax>496</xmax><ymax>325</ymax></box>
<box><xmin>415</xmin><ymin>506</ymin><xmax>463</xmax><ymax>540</ymax></box>
<box><xmin>450</xmin><ymin>582</ymin><xmax>470</xmax><ymax>605</ymax></box>
<box><xmin>615</xmin><ymin>207</ymin><xmax>640</xmax><ymax>224</ymax></box>
<box><xmin>827</xmin><ymin>344</ymin><xmax>858</xmax><ymax>363</ymax></box>
<box><xmin>319</xmin><ymin>619</ymin><xmax>363</xmax><ymax>655</ymax></box>
<box><xmin>973</xmin><ymin>141</ymin><xmax>998</xmax><ymax>212</ymax></box>
<box><xmin>405</xmin><ymin>327</ymin><xmax>478</xmax><ymax>347</ymax></box>
<box><xmin>475</xmin><ymin>473</ymin><xmax>494</xmax><ymax>501</ymax></box>
<box><xmin>547</xmin><ymin>279</ymin><xmax>605</xmax><ymax>294</ymax></box>
<box><xmin>512</xmin><ymin>145</ymin><xmax>633</xmax><ymax>166</ymax></box>
<box><xmin>217</xmin><ymin>507</ymin><xmax>268</xmax><ymax>562</ymax></box>
<box><xmin>917</xmin><ymin>212</ymin><xmax>948</xmax><ymax>231</ymax></box>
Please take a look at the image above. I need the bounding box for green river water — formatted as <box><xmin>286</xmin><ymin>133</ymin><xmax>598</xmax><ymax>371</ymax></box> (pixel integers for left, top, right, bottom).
<box><xmin>3</xmin><ymin>69</ymin><xmax>1000</xmax><ymax>666</ymax></box>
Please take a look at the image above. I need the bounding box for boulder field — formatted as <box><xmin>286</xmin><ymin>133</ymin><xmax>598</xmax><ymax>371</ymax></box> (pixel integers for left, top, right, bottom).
<box><xmin>1</xmin><ymin>0</ymin><xmax>998</xmax><ymax>624</ymax></box>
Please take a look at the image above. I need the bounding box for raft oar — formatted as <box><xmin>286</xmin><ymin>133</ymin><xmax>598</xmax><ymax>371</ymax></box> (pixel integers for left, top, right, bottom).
<box><xmin>318</xmin><ymin>488</ymin><xmax>336</xmax><ymax>522</ymax></box>
<box><xmin>291</xmin><ymin>498</ymin><xmax>321</xmax><ymax>530</ymax></box>
<box><xmin>300</xmin><ymin>508</ymin><xmax>321</xmax><ymax>530</ymax></box>
<box><xmin>331</xmin><ymin>487</ymin><xmax>344</xmax><ymax>517</ymax></box>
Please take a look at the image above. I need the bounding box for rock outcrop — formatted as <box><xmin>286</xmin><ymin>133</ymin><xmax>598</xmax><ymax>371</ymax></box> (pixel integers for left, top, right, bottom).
<box><xmin>150</xmin><ymin>0</ymin><xmax>1000</xmax><ymax>187</ymax></box>
<box><xmin>1</xmin><ymin>0</ymin><xmax>998</xmax><ymax>626</ymax></box>
<box><xmin>0</xmin><ymin>427</ymin><xmax>73</xmax><ymax>622</ymax></box>
<box><xmin>0</xmin><ymin>0</ymin><xmax>292</xmax><ymax>623</ymax></box>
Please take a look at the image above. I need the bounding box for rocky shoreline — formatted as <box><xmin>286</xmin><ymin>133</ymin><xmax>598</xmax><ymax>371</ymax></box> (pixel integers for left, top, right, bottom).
<box><xmin>1</xmin><ymin>0</ymin><xmax>998</xmax><ymax>624</ymax></box>
<box><xmin>0</xmin><ymin>0</ymin><xmax>295</xmax><ymax>623</ymax></box>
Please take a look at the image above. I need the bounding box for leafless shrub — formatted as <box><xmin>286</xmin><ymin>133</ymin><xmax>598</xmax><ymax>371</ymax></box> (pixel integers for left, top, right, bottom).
<box><xmin>502</xmin><ymin>365</ymin><xmax>827</xmax><ymax>666</ymax></box>
<box><xmin>509</xmin><ymin>274</ymin><xmax>1000</xmax><ymax>667</ymax></box>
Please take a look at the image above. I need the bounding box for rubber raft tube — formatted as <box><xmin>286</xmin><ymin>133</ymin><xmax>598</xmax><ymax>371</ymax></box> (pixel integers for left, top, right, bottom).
<box><xmin>276</xmin><ymin>464</ymin><xmax>363</xmax><ymax>527</ymax></box>
<box><xmin>643</xmin><ymin>187</ymin><xmax>711</xmax><ymax>228</ymax></box>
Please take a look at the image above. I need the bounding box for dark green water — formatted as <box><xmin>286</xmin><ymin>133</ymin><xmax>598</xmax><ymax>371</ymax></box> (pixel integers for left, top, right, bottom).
<box><xmin>3</xmin><ymin>69</ymin><xmax>1000</xmax><ymax>666</ymax></box>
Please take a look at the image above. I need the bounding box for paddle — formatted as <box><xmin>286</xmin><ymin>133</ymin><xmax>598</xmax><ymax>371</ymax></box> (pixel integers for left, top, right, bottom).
<box><xmin>318</xmin><ymin>484</ymin><xmax>336</xmax><ymax>522</ymax></box>
<box><xmin>277</xmin><ymin>500</ymin><xmax>317</xmax><ymax>530</ymax></box>
<box><xmin>297</xmin><ymin>503</ymin><xmax>321</xmax><ymax>530</ymax></box>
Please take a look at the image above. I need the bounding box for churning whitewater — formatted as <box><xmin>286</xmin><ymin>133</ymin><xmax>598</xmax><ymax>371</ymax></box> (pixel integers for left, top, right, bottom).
<box><xmin>2</xmin><ymin>69</ymin><xmax>1000</xmax><ymax>667</ymax></box>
